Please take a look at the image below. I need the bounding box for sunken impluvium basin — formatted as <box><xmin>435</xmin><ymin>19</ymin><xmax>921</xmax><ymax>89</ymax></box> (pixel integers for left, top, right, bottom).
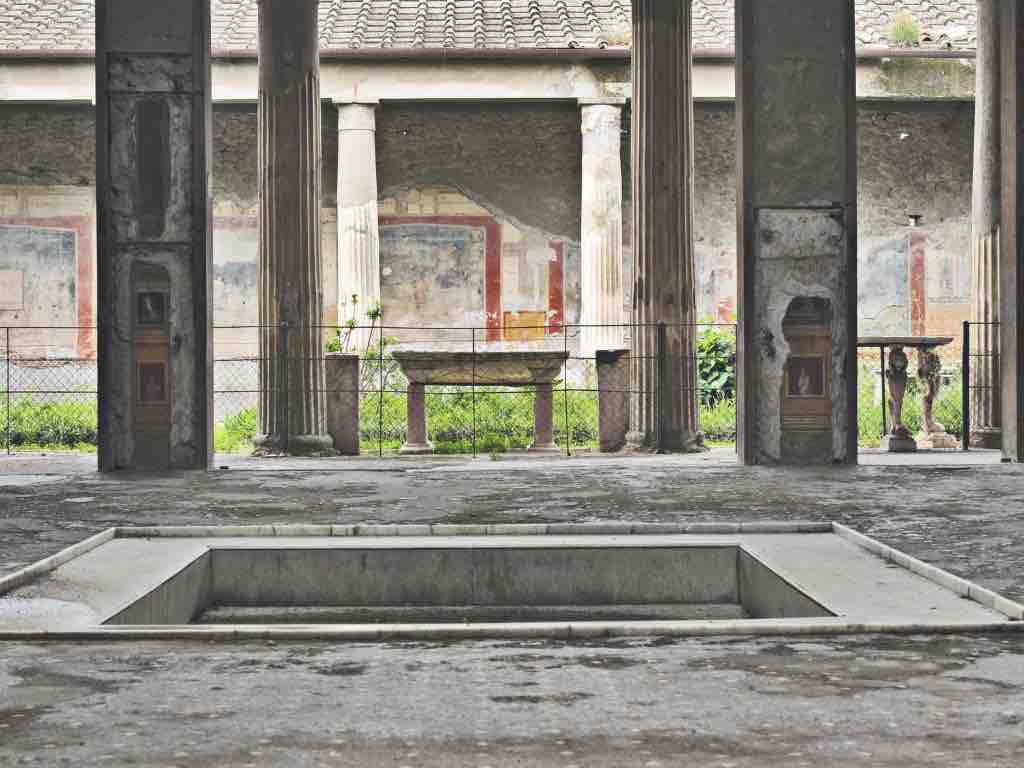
<box><xmin>1</xmin><ymin>523</ymin><xmax>1022</xmax><ymax>640</ymax></box>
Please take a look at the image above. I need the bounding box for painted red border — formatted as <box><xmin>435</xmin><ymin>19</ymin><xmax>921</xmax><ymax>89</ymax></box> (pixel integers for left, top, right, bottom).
<box><xmin>380</xmin><ymin>215</ymin><xmax>503</xmax><ymax>341</ymax></box>
<box><xmin>0</xmin><ymin>216</ymin><xmax>95</xmax><ymax>358</ymax></box>
<box><xmin>909</xmin><ymin>231</ymin><xmax>927</xmax><ymax>337</ymax></box>
<box><xmin>547</xmin><ymin>241</ymin><xmax>565</xmax><ymax>334</ymax></box>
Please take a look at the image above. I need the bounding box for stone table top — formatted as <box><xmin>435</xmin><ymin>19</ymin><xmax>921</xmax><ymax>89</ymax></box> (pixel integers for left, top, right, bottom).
<box><xmin>857</xmin><ymin>336</ymin><xmax>955</xmax><ymax>348</ymax></box>
<box><xmin>391</xmin><ymin>350</ymin><xmax>569</xmax><ymax>386</ymax></box>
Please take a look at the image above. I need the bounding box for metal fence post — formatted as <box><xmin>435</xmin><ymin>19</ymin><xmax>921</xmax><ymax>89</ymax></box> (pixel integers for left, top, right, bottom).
<box><xmin>880</xmin><ymin>345</ymin><xmax>888</xmax><ymax>439</ymax></box>
<box><xmin>563</xmin><ymin>323</ymin><xmax>571</xmax><ymax>457</ymax></box>
<box><xmin>962</xmin><ymin>320</ymin><xmax>971</xmax><ymax>451</ymax></box>
<box><xmin>655</xmin><ymin>321</ymin><xmax>667</xmax><ymax>453</ymax></box>
<box><xmin>378</xmin><ymin>323</ymin><xmax>384</xmax><ymax>457</ymax></box>
<box><xmin>5</xmin><ymin>327</ymin><xmax>10</xmax><ymax>455</ymax></box>
<box><xmin>281</xmin><ymin>320</ymin><xmax>289</xmax><ymax>453</ymax></box>
<box><xmin>471</xmin><ymin>327</ymin><xmax>477</xmax><ymax>458</ymax></box>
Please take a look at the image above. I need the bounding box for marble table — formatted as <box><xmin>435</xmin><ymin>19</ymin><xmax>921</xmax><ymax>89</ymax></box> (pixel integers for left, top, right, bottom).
<box><xmin>390</xmin><ymin>351</ymin><xmax>570</xmax><ymax>455</ymax></box>
<box><xmin>857</xmin><ymin>336</ymin><xmax>956</xmax><ymax>452</ymax></box>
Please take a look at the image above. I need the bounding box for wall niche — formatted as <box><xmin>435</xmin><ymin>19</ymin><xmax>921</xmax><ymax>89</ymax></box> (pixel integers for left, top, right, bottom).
<box><xmin>780</xmin><ymin>297</ymin><xmax>833</xmax><ymax>463</ymax></box>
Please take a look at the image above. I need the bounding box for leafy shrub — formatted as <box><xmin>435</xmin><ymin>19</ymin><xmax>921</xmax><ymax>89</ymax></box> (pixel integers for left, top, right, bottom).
<box><xmin>857</xmin><ymin>366</ymin><xmax>962</xmax><ymax>447</ymax></box>
<box><xmin>697</xmin><ymin>325</ymin><xmax>737</xmax><ymax>407</ymax></box>
<box><xmin>215</xmin><ymin>406</ymin><xmax>258</xmax><ymax>454</ymax></box>
<box><xmin>0</xmin><ymin>394</ymin><xmax>97</xmax><ymax>450</ymax></box>
<box><xmin>700</xmin><ymin>398</ymin><xmax>737</xmax><ymax>443</ymax></box>
<box><xmin>358</xmin><ymin>387</ymin><xmax>599</xmax><ymax>454</ymax></box>
<box><xmin>888</xmin><ymin>11</ymin><xmax>921</xmax><ymax>47</ymax></box>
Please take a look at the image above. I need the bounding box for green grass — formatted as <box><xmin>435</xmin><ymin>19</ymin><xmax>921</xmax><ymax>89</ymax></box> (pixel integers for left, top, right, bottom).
<box><xmin>357</xmin><ymin>387</ymin><xmax>600</xmax><ymax>455</ymax></box>
<box><xmin>0</xmin><ymin>394</ymin><xmax>98</xmax><ymax>451</ymax></box>
<box><xmin>3</xmin><ymin>368</ymin><xmax>967</xmax><ymax>456</ymax></box>
<box><xmin>214</xmin><ymin>407</ymin><xmax>259</xmax><ymax>454</ymax></box>
<box><xmin>857</xmin><ymin>367</ymin><xmax>963</xmax><ymax>448</ymax></box>
<box><xmin>700</xmin><ymin>398</ymin><xmax>737</xmax><ymax>443</ymax></box>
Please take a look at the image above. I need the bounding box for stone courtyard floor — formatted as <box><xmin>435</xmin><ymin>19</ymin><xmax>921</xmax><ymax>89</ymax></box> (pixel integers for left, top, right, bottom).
<box><xmin>2</xmin><ymin>448</ymin><xmax>1024</xmax><ymax>766</ymax></box>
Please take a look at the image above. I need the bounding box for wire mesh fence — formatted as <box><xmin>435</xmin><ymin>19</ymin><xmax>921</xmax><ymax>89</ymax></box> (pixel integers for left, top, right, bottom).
<box><xmin>962</xmin><ymin>320</ymin><xmax>1001</xmax><ymax>450</ymax></box>
<box><xmin>857</xmin><ymin>326</ymin><xmax>978</xmax><ymax>450</ymax></box>
<box><xmin>0</xmin><ymin>327</ymin><xmax>97</xmax><ymax>453</ymax></box>
<box><xmin>212</xmin><ymin>322</ymin><xmax>739</xmax><ymax>457</ymax></box>
<box><xmin>10</xmin><ymin>319</ymin><xmax>997</xmax><ymax>458</ymax></box>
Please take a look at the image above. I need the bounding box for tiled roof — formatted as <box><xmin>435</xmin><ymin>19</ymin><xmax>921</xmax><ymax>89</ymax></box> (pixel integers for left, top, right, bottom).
<box><xmin>0</xmin><ymin>1</ymin><xmax>977</xmax><ymax>53</ymax></box>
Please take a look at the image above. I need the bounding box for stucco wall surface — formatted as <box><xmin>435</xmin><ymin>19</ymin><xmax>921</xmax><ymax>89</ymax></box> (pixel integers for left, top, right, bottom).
<box><xmin>0</xmin><ymin>101</ymin><xmax>975</xmax><ymax>358</ymax></box>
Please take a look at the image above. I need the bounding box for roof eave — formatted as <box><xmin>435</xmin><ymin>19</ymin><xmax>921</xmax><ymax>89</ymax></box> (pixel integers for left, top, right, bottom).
<box><xmin>0</xmin><ymin>46</ymin><xmax>976</xmax><ymax>63</ymax></box>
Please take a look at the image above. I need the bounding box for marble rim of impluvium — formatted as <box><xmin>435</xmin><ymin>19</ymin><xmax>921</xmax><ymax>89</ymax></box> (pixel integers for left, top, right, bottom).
<box><xmin>0</xmin><ymin>522</ymin><xmax>1022</xmax><ymax>641</ymax></box>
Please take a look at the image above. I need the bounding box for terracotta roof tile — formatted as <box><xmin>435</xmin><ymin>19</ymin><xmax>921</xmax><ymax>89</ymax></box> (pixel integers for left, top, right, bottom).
<box><xmin>0</xmin><ymin>1</ymin><xmax>977</xmax><ymax>53</ymax></box>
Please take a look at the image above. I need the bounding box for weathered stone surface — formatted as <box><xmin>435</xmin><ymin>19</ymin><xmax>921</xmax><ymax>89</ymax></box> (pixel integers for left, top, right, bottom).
<box><xmin>107</xmin><ymin>55</ymin><xmax>194</xmax><ymax>93</ymax></box>
<box><xmin>999</xmin><ymin>1</ymin><xmax>1024</xmax><ymax>463</ymax></box>
<box><xmin>254</xmin><ymin>0</ymin><xmax>332</xmax><ymax>456</ymax></box>
<box><xmin>400</xmin><ymin>381</ymin><xmax>433</xmax><ymax>455</ymax></box>
<box><xmin>971</xmin><ymin>0</ymin><xmax>1002</xmax><ymax>450</ymax></box>
<box><xmin>529</xmin><ymin>382</ymin><xmax>560</xmax><ymax>453</ymax></box>
<box><xmin>391</xmin><ymin>351</ymin><xmax>568</xmax><ymax>386</ymax></box>
<box><xmin>376</xmin><ymin>102</ymin><xmax>582</xmax><ymax>242</ymax></box>
<box><xmin>597</xmin><ymin>349</ymin><xmax>630</xmax><ymax>452</ymax></box>
<box><xmin>95</xmin><ymin>0</ymin><xmax>212</xmax><ymax>471</ymax></box>
<box><xmin>336</xmin><ymin>101</ymin><xmax>381</xmax><ymax>348</ymax></box>
<box><xmin>107</xmin><ymin>95</ymin><xmax>193</xmax><ymax>243</ymax></box>
<box><xmin>324</xmin><ymin>352</ymin><xmax>359</xmax><ymax>456</ymax></box>
<box><xmin>738</xmin><ymin>0</ymin><xmax>857</xmax><ymax>465</ymax></box>
<box><xmin>628</xmin><ymin>0</ymin><xmax>703</xmax><ymax>454</ymax></box>
<box><xmin>579</xmin><ymin>101</ymin><xmax>625</xmax><ymax>358</ymax></box>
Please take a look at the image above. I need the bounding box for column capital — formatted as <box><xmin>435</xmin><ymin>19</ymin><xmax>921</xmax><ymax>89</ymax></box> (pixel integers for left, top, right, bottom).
<box><xmin>336</xmin><ymin>100</ymin><xmax>379</xmax><ymax>132</ymax></box>
<box><xmin>581</xmin><ymin>102</ymin><xmax>624</xmax><ymax>135</ymax></box>
<box><xmin>333</xmin><ymin>98</ymin><xmax>381</xmax><ymax>107</ymax></box>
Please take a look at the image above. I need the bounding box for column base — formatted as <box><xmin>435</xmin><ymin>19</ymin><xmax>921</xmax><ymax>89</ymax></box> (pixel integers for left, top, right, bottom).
<box><xmin>253</xmin><ymin>434</ymin><xmax>337</xmax><ymax>457</ymax></box>
<box><xmin>625</xmin><ymin>430</ymin><xmax>709</xmax><ymax>454</ymax></box>
<box><xmin>400</xmin><ymin>441</ymin><xmax>434</xmax><ymax>456</ymax></box>
<box><xmin>917</xmin><ymin>431</ymin><xmax>959</xmax><ymax>450</ymax></box>
<box><xmin>880</xmin><ymin>433</ymin><xmax>917</xmax><ymax>453</ymax></box>
<box><xmin>672</xmin><ymin>431</ymin><xmax>710</xmax><ymax>455</ymax></box>
<box><xmin>624</xmin><ymin>431</ymin><xmax>651</xmax><ymax>452</ymax></box>
<box><xmin>970</xmin><ymin>428</ymin><xmax>1003</xmax><ymax>450</ymax></box>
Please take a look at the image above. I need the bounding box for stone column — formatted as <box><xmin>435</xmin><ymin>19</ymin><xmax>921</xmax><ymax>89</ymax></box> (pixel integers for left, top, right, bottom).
<box><xmin>627</xmin><ymin>0</ymin><xmax>704</xmax><ymax>453</ymax></box>
<box><xmin>999</xmin><ymin>0</ymin><xmax>1024</xmax><ymax>462</ymax></box>
<box><xmin>336</xmin><ymin>100</ymin><xmax>381</xmax><ymax>351</ymax></box>
<box><xmin>324</xmin><ymin>352</ymin><xmax>360</xmax><ymax>456</ymax></box>
<box><xmin>401</xmin><ymin>383</ymin><xmax>433</xmax><ymax>455</ymax></box>
<box><xmin>579</xmin><ymin>99</ymin><xmax>626</xmax><ymax>359</ymax></box>
<box><xmin>95</xmin><ymin>0</ymin><xmax>213</xmax><ymax>471</ymax></box>
<box><xmin>736</xmin><ymin>0</ymin><xmax>858</xmax><ymax>465</ymax></box>
<box><xmin>530</xmin><ymin>383</ymin><xmax>560</xmax><ymax>453</ymax></box>
<box><xmin>597</xmin><ymin>349</ymin><xmax>630</xmax><ymax>452</ymax></box>
<box><xmin>971</xmin><ymin>0</ymin><xmax>1002</xmax><ymax>449</ymax></box>
<box><xmin>254</xmin><ymin>0</ymin><xmax>332</xmax><ymax>456</ymax></box>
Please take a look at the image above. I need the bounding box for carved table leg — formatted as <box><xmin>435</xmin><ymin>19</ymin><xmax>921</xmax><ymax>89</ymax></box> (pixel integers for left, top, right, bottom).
<box><xmin>916</xmin><ymin>347</ymin><xmax>958</xmax><ymax>449</ymax></box>
<box><xmin>880</xmin><ymin>346</ymin><xmax>917</xmax><ymax>452</ymax></box>
<box><xmin>400</xmin><ymin>382</ymin><xmax>434</xmax><ymax>455</ymax></box>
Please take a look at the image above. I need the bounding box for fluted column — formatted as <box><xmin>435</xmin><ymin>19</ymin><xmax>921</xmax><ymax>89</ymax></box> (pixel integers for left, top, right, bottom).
<box><xmin>999</xmin><ymin>0</ymin><xmax>1024</xmax><ymax>462</ymax></box>
<box><xmin>254</xmin><ymin>0</ymin><xmax>332</xmax><ymax>455</ymax></box>
<box><xmin>579</xmin><ymin>99</ymin><xmax>626</xmax><ymax>359</ymax></box>
<box><xmin>970</xmin><ymin>0</ymin><xmax>1002</xmax><ymax>448</ymax></box>
<box><xmin>336</xmin><ymin>100</ymin><xmax>381</xmax><ymax>351</ymax></box>
<box><xmin>627</xmin><ymin>0</ymin><xmax>704</xmax><ymax>452</ymax></box>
